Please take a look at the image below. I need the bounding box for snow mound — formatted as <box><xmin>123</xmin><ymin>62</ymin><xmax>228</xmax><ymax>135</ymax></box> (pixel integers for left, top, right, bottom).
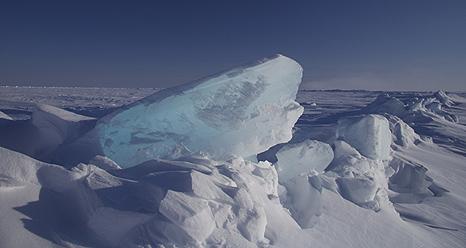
<box><xmin>275</xmin><ymin>139</ymin><xmax>334</xmax><ymax>183</ymax></box>
<box><xmin>92</xmin><ymin>54</ymin><xmax>303</xmax><ymax>167</ymax></box>
<box><xmin>337</xmin><ymin>114</ymin><xmax>392</xmax><ymax>160</ymax></box>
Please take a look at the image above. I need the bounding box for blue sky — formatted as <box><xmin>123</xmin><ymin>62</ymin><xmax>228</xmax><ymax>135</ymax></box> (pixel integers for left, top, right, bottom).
<box><xmin>1</xmin><ymin>0</ymin><xmax>465</xmax><ymax>90</ymax></box>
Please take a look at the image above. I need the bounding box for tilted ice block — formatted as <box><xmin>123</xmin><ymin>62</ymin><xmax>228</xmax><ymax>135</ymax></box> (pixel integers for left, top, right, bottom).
<box><xmin>31</xmin><ymin>104</ymin><xmax>96</xmax><ymax>157</ymax></box>
<box><xmin>0</xmin><ymin>111</ymin><xmax>13</xmax><ymax>121</ymax></box>
<box><xmin>276</xmin><ymin>139</ymin><xmax>334</xmax><ymax>183</ymax></box>
<box><xmin>337</xmin><ymin>114</ymin><xmax>392</xmax><ymax>160</ymax></box>
<box><xmin>94</xmin><ymin>54</ymin><xmax>303</xmax><ymax>167</ymax></box>
<box><xmin>386</xmin><ymin>115</ymin><xmax>421</xmax><ymax>147</ymax></box>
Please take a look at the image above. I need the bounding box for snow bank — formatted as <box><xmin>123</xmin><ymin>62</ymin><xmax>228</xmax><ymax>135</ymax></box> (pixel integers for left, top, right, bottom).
<box><xmin>337</xmin><ymin>114</ymin><xmax>392</xmax><ymax>160</ymax></box>
<box><xmin>94</xmin><ymin>54</ymin><xmax>303</xmax><ymax>167</ymax></box>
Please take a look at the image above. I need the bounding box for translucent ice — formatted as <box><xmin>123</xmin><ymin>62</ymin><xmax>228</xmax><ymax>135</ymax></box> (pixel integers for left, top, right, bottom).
<box><xmin>94</xmin><ymin>55</ymin><xmax>303</xmax><ymax>167</ymax></box>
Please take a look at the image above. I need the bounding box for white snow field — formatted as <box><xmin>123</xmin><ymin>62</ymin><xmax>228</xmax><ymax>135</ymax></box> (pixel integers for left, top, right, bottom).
<box><xmin>1</xmin><ymin>56</ymin><xmax>466</xmax><ymax>248</ymax></box>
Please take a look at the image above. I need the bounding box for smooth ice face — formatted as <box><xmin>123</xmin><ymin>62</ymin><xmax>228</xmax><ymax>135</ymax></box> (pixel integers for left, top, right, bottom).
<box><xmin>337</xmin><ymin>114</ymin><xmax>392</xmax><ymax>160</ymax></box>
<box><xmin>95</xmin><ymin>55</ymin><xmax>304</xmax><ymax>167</ymax></box>
<box><xmin>275</xmin><ymin>139</ymin><xmax>334</xmax><ymax>183</ymax></box>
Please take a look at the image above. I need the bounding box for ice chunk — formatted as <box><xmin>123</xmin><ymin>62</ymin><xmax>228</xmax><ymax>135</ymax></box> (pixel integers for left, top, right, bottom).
<box><xmin>386</xmin><ymin>116</ymin><xmax>421</xmax><ymax>147</ymax></box>
<box><xmin>94</xmin><ymin>54</ymin><xmax>303</xmax><ymax>167</ymax></box>
<box><xmin>238</xmin><ymin>205</ymin><xmax>267</xmax><ymax>243</ymax></box>
<box><xmin>111</xmin><ymin>158</ymin><xmax>213</xmax><ymax>180</ymax></box>
<box><xmin>336</xmin><ymin>176</ymin><xmax>378</xmax><ymax>205</ymax></box>
<box><xmin>283</xmin><ymin>174</ymin><xmax>322</xmax><ymax>228</ymax></box>
<box><xmin>252</xmin><ymin>161</ymin><xmax>279</xmax><ymax>197</ymax></box>
<box><xmin>362</xmin><ymin>94</ymin><xmax>407</xmax><ymax>116</ymax></box>
<box><xmin>158</xmin><ymin>190</ymin><xmax>216</xmax><ymax>242</ymax></box>
<box><xmin>434</xmin><ymin>90</ymin><xmax>454</xmax><ymax>106</ymax></box>
<box><xmin>31</xmin><ymin>104</ymin><xmax>96</xmax><ymax>156</ymax></box>
<box><xmin>337</xmin><ymin>114</ymin><xmax>391</xmax><ymax>160</ymax></box>
<box><xmin>275</xmin><ymin>139</ymin><xmax>334</xmax><ymax>183</ymax></box>
<box><xmin>389</xmin><ymin>158</ymin><xmax>432</xmax><ymax>194</ymax></box>
<box><xmin>0</xmin><ymin>147</ymin><xmax>42</xmax><ymax>187</ymax></box>
<box><xmin>89</xmin><ymin>155</ymin><xmax>122</xmax><ymax>170</ymax></box>
<box><xmin>0</xmin><ymin>111</ymin><xmax>13</xmax><ymax>122</ymax></box>
<box><xmin>142</xmin><ymin>170</ymin><xmax>234</xmax><ymax>204</ymax></box>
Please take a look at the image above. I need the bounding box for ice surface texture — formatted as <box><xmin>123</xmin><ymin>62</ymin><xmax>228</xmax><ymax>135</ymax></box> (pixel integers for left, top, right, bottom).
<box><xmin>337</xmin><ymin>114</ymin><xmax>392</xmax><ymax>160</ymax></box>
<box><xmin>276</xmin><ymin>139</ymin><xmax>333</xmax><ymax>183</ymax></box>
<box><xmin>95</xmin><ymin>54</ymin><xmax>304</xmax><ymax>167</ymax></box>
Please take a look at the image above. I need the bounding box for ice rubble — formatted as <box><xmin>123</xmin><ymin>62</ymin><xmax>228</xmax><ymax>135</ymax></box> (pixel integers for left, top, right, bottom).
<box><xmin>92</xmin><ymin>54</ymin><xmax>304</xmax><ymax>167</ymax></box>
<box><xmin>1</xmin><ymin>146</ymin><xmax>310</xmax><ymax>247</ymax></box>
<box><xmin>362</xmin><ymin>91</ymin><xmax>459</xmax><ymax>123</ymax></box>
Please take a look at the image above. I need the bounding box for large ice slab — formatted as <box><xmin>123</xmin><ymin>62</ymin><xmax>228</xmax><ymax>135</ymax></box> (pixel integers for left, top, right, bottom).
<box><xmin>94</xmin><ymin>55</ymin><xmax>304</xmax><ymax>167</ymax></box>
<box><xmin>337</xmin><ymin>114</ymin><xmax>392</xmax><ymax>160</ymax></box>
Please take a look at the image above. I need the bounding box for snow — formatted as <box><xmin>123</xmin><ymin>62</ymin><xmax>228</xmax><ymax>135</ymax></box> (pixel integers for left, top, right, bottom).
<box><xmin>337</xmin><ymin>114</ymin><xmax>392</xmax><ymax>160</ymax></box>
<box><xmin>94</xmin><ymin>54</ymin><xmax>304</xmax><ymax>167</ymax></box>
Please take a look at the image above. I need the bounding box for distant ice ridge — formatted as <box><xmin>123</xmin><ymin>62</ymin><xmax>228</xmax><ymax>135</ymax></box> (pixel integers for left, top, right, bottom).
<box><xmin>94</xmin><ymin>54</ymin><xmax>304</xmax><ymax>167</ymax></box>
<box><xmin>362</xmin><ymin>90</ymin><xmax>459</xmax><ymax>123</ymax></box>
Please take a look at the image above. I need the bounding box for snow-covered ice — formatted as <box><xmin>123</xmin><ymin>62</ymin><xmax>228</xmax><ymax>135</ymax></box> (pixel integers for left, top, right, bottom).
<box><xmin>1</xmin><ymin>61</ymin><xmax>466</xmax><ymax>247</ymax></box>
